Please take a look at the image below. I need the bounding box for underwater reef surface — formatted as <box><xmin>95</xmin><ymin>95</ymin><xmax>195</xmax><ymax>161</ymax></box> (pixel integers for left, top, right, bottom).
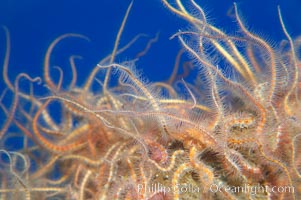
<box><xmin>0</xmin><ymin>0</ymin><xmax>301</xmax><ymax>199</ymax></box>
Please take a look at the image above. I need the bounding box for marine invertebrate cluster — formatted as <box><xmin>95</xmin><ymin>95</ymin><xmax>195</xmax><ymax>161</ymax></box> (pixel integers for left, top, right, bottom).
<box><xmin>0</xmin><ymin>0</ymin><xmax>301</xmax><ymax>199</ymax></box>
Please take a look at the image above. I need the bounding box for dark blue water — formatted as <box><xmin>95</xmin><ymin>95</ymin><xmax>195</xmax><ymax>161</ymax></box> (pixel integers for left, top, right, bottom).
<box><xmin>1</xmin><ymin>0</ymin><xmax>300</xmax><ymax>83</ymax></box>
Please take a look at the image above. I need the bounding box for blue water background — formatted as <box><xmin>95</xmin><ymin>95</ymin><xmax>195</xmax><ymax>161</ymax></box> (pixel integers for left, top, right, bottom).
<box><xmin>0</xmin><ymin>0</ymin><xmax>300</xmax><ymax>150</ymax></box>
<box><xmin>1</xmin><ymin>0</ymin><xmax>300</xmax><ymax>82</ymax></box>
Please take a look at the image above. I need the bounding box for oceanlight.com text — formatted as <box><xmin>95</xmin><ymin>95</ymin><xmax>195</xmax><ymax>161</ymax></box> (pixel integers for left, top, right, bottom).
<box><xmin>209</xmin><ymin>183</ymin><xmax>295</xmax><ymax>195</ymax></box>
